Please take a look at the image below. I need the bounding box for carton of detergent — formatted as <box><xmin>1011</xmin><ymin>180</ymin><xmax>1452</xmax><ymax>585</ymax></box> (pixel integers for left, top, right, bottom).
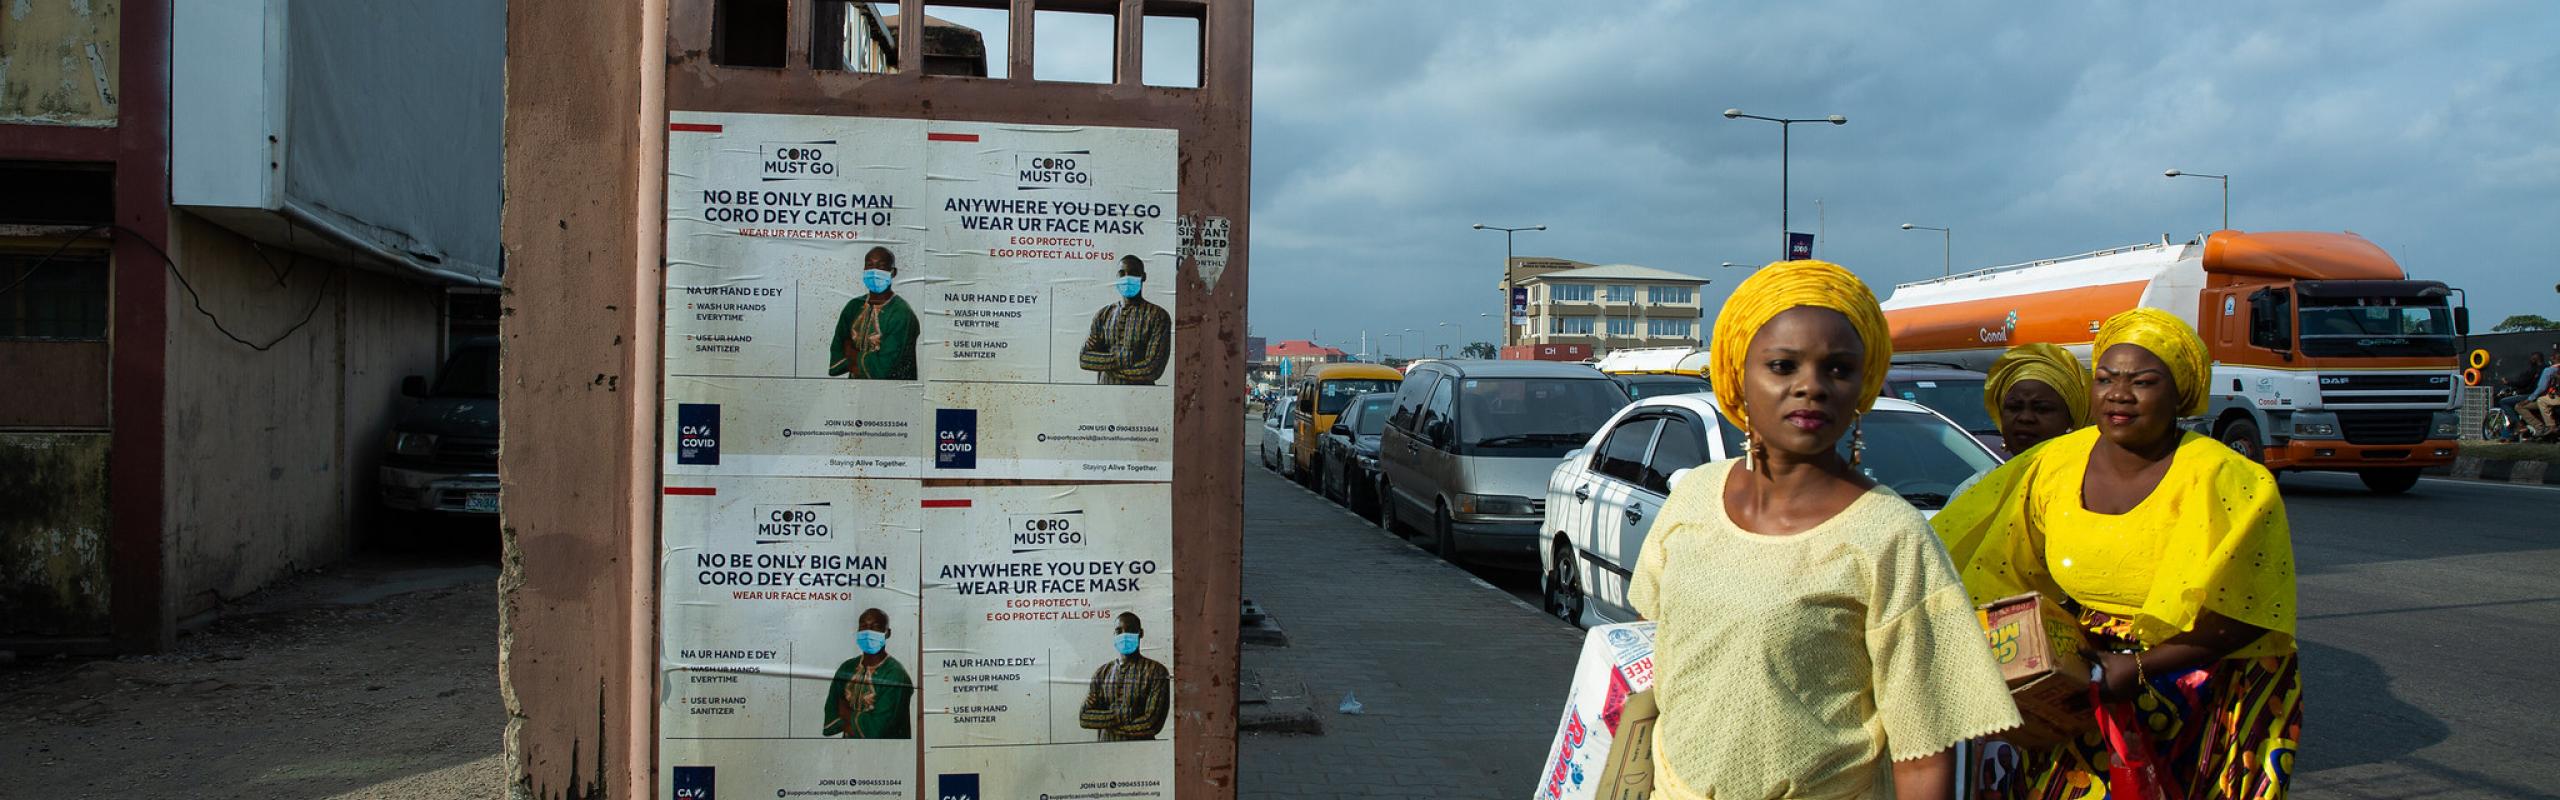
<box><xmin>1532</xmin><ymin>622</ymin><xmax>1657</xmax><ymax>800</ymax></box>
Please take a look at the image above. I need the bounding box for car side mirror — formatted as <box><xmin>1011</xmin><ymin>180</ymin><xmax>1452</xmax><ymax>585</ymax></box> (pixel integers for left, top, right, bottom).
<box><xmin>1330</xmin><ymin>424</ymin><xmax>1351</xmax><ymax>437</ymax></box>
<box><xmin>401</xmin><ymin>375</ymin><xmax>429</xmax><ymax>398</ymax></box>
<box><xmin>2455</xmin><ymin>306</ymin><xmax>2471</xmax><ymax>336</ymax></box>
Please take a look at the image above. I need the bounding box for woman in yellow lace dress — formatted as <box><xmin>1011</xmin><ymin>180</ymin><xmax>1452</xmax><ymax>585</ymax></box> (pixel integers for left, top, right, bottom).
<box><xmin>1631</xmin><ymin>260</ymin><xmax>2019</xmax><ymax>800</ymax></box>
<box><xmin>1934</xmin><ymin>308</ymin><xmax>2300</xmax><ymax>799</ymax></box>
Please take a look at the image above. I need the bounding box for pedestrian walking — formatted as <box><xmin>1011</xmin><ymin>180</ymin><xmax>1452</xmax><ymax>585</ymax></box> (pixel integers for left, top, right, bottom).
<box><xmin>1933</xmin><ymin>308</ymin><xmax>2302</xmax><ymax>800</ymax></box>
<box><xmin>1630</xmin><ymin>260</ymin><xmax>2019</xmax><ymax>800</ymax></box>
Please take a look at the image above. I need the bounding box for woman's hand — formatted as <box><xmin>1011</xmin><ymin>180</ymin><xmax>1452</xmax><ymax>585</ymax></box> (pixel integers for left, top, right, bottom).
<box><xmin>2093</xmin><ymin>651</ymin><xmax>2145</xmax><ymax>702</ymax></box>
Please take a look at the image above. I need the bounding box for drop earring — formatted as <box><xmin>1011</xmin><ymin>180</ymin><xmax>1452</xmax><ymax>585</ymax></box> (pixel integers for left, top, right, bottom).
<box><xmin>1742</xmin><ymin>430</ymin><xmax>1757</xmax><ymax>471</ymax></box>
<box><xmin>1850</xmin><ymin>416</ymin><xmax>1866</xmax><ymax>467</ymax></box>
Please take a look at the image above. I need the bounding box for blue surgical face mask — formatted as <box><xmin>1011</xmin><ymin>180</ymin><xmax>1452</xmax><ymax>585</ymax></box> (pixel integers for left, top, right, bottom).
<box><xmin>862</xmin><ymin>269</ymin><xmax>895</xmax><ymax>294</ymax></box>
<box><xmin>855</xmin><ymin>630</ymin><xmax>887</xmax><ymax>655</ymax></box>
<box><xmin>1114</xmin><ymin>276</ymin><xmax>1143</xmax><ymax>299</ymax></box>
<box><xmin>1114</xmin><ymin>632</ymin><xmax>1141</xmax><ymax>656</ymax></box>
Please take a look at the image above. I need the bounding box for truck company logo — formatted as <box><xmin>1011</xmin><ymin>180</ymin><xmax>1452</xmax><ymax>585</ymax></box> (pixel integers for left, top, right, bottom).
<box><xmin>936</xmin><ymin>773</ymin><xmax>981</xmax><ymax>800</ymax></box>
<box><xmin>1016</xmin><ymin>151</ymin><xmax>1093</xmax><ymax>190</ymax></box>
<box><xmin>935</xmin><ymin>409</ymin><xmax>979</xmax><ymax>470</ymax></box>
<box><xmin>760</xmin><ymin>140</ymin><xmax>839</xmax><ymax>180</ymax></box>
<box><xmin>672</xmin><ymin>766</ymin><xmax>715</xmax><ymax>799</ymax></box>
<box><xmin>677</xmin><ymin>404</ymin><xmax>720</xmax><ymax>465</ymax></box>
<box><xmin>1978</xmin><ymin>310</ymin><xmax>2019</xmax><ymax>344</ymax></box>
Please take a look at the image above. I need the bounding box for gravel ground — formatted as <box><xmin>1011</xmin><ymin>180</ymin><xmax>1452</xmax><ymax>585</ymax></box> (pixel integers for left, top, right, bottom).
<box><xmin>2</xmin><ymin>536</ymin><xmax>506</xmax><ymax>800</ymax></box>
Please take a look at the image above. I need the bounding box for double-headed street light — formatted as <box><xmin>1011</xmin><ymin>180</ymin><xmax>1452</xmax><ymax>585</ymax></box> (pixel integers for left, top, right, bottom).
<box><xmin>2164</xmin><ymin>169</ymin><xmax>2229</xmax><ymax>231</ymax></box>
<box><xmin>1724</xmin><ymin>109</ymin><xmax>1847</xmax><ymax>259</ymax></box>
<box><xmin>1475</xmin><ymin>223</ymin><xmax>1546</xmax><ymax>347</ymax></box>
<box><xmin>1900</xmin><ymin>223</ymin><xmax>1952</xmax><ymax>276</ymax></box>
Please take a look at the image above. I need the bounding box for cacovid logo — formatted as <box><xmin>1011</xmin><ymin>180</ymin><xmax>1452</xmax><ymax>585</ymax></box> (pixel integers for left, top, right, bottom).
<box><xmin>937</xmin><ymin>772</ymin><xmax>981</xmax><ymax>800</ymax></box>
<box><xmin>672</xmin><ymin>765</ymin><xmax>715</xmax><ymax>799</ymax></box>
<box><xmin>935</xmin><ymin>409</ymin><xmax>979</xmax><ymax>470</ymax></box>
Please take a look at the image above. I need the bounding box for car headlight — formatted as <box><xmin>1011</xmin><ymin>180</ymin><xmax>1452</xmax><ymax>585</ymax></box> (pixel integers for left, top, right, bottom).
<box><xmin>2291</xmin><ymin>421</ymin><xmax>2337</xmax><ymax>437</ymax></box>
<box><xmin>2432</xmin><ymin>412</ymin><xmax>2460</xmax><ymax>438</ymax></box>
<box><xmin>393</xmin><ymin>432</ymin><xmax>439</xmax><ymax>456</ymax></box>
<box><xmin>1454</xmin><ymin>494</ymin><xmax>1537</xmax><ymax>516</ymax></box>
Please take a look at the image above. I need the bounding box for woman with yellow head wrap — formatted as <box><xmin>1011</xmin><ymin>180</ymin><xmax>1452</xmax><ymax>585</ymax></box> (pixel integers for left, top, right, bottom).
<box><xmin>1983</xmin><ymin>342</ymin><xmax>2091</xmax><ymax>457</ymax></box>
<box><xmin>1932</xmin><ymin>308</ymin><xmax>2301</xmax><ymax>800</ymax></box>
<box><xmin>1630</xmin><ymin>260</ymin><xmax>2019</xmax><ymax>800</ymax></box>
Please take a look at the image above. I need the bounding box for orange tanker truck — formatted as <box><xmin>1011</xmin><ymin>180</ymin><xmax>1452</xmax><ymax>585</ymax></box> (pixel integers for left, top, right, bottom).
<box><xmin>1880</xmin><ymin>230</ymin><xmax>2470</xmax><ymax>494</ymax></box>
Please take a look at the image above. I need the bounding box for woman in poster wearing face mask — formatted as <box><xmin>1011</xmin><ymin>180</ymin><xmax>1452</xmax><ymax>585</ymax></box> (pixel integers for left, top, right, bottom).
<box><xmin>822</xmin><ymin>608</ymin><xmax>913</xmax><ymax>739</ymax></box>
<box><xmin>827</xmin><ymin>246</ymin><xmax>920</xmax><ymax>380</ymax></box>
<box><xmin>1630</xmin><ymin>260</ymin><xmax>2019</xmax><ymax>800</ymax></box>
<box><xmin>1933</xmin><ymin>309</ymin><xmax>2300</xmax><ymax>800</ymax></box>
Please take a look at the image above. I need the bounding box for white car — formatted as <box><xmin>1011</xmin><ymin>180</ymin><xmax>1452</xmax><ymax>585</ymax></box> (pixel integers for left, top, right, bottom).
<box><xmin>1537</xmin><ymin>393</ymin><xmax>2003</xmax><ymax>628</ymax></box>
<box><xmin>1258</xmin><ymin>391</ymin><xmax>1300</xmax><ymax>475</ymax></box>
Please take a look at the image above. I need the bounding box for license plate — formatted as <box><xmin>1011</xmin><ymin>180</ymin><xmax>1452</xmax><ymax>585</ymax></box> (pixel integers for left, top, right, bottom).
<box><xmin>464</xmin><ymin>492</ymin><xmax>500</xmax><ymax>513</ymax></box>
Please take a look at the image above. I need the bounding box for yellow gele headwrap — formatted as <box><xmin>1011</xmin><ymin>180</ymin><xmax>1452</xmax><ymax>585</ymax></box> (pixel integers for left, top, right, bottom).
<box><xmin>1709</xmin><ymin>260</ymin><xmax>1893</xmax><ymax>433</ymax></box>
<box><xmin>1983</xmin><ymin>343</ymin><xmax>2091</xmax><ymax>434</ymax></box>
<box><xmin>2093</xmin><ymin>308</ymin><xmax>2210</xmax><ymax>417</ymax></box>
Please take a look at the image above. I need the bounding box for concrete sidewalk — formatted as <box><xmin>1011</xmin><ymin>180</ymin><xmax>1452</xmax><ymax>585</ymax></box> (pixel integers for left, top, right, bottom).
<box><xmin>1237</xmin><ymin>432</ymin><xmax>1583</xmax><ymax>799</ymax></box>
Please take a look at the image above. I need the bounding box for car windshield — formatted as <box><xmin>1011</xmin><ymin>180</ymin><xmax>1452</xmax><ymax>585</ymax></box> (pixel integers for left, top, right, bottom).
<box><xmin>434</xmin><ymin>346</ymin><xmax>501</xmax><ymax>398</ymax></box>
<box><xmin>1619</xmin><ymin>375</ymin><xmax>1710</xmax><ymax>400</ymax></box>
<box><xmin>1888</xmin><ymin>377</ymin><xmax>1993</xmax><ymax>434</ymax></box>
<box><xmin>1318</xmin><ymin>379</ymin><xmax>1399</xmax><ymax>414</ymax></box>
<box><xmin>1352</xmin><ymin>396</ymin><xmax>1391</xmax><ymax>436</ymax></box>
<box><xmin>1845</xmin><ymin>409</ymin><xmax>2000</xmax><ymax>510</ymax></box>
<box><xmin>2298</xmin><ymin>303</ymin><xmax>2457</xmax><ymax>358</ymax></box>
<box><xmin>1458</xmin><ymin>377</ymin><xmax>1629</xmax><ymax>457</ymax></box>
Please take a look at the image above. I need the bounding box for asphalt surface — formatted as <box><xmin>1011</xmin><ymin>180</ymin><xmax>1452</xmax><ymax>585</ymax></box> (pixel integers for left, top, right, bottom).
<box><xmin>1259</xmin><ymin>416</ymin><xmax>2560</xmax><ymax>798</ymax></box>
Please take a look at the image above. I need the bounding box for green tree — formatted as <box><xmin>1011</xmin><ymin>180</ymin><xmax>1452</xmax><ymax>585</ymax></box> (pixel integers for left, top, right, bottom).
<box><xmin>2494</xmin><ymin>314</ymin><xmax>2556</xmax><ymax>333</ymax></box>
<box><xmin>1458</xmin><ymin>341</ymin><xmax>1498</xmax><ymax>359</ymax></box>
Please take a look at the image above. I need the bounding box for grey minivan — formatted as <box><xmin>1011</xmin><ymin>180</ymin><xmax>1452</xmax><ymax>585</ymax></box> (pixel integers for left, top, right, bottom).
<box><xmin>1377</xmin><ymin>360</ymin><xmax>1629</xmax><ymax>562</ymax></box>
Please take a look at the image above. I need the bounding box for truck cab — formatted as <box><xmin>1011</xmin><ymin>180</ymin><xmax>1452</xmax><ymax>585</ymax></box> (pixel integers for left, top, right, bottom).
<box><xmin>2200</xmin><ymin>275</ymin><xmax>2465</xmax><ymax>493</ymax></box>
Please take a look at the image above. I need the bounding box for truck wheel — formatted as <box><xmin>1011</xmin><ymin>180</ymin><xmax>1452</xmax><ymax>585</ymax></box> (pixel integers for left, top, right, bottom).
<box><xmin>2359</xmin><ymin>468</ymin><xmax>2421</xmax><ymax>495</ymax></box>
<box><xmin>2218</xmin><ymin>418</ymin><xmax>2265</xmax><ymax>464</ymax></box>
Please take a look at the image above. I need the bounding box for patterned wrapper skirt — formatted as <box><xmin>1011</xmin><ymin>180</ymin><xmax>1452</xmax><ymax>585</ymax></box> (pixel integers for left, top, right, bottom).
<box><xmin>1975</xmin><ymin>614</ymin><xmax>2302</xmax><ymax>800</ymax></box>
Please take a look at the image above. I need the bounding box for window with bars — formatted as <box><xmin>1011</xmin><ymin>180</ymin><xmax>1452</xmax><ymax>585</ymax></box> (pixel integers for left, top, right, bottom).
<box><xmin>1606</xmin><ymin>317</ymin><xmax>1636</xmax><ymax>336</ymax></box>
<box><xmin>1550</xmin><ymin>316</ymin><xmax>1594</xmax><ymax>335</ymax></box>
<box><xmin>1549</xmin><ymin>283</ymin><xmax>1594</xmax><ymax>302</ymax></box>
<box><xmin>1647</xmin><ymin>318</ymin><xmax>1693</xmax><ymax>337</ymax></box>
<box><xmin>1648</xmin><ymin>286</ymin><xmax>1693</xmax><ymax>304</ymax></box>
<box><xmin>0</xmin><ymin>250</ymin><xmax>109</xmax><ymax>341</ymax></box>
<box><xmin>1605</xmin><ymin>284</ymin><xmax>1634</xmax><ymax>302</ymax></box>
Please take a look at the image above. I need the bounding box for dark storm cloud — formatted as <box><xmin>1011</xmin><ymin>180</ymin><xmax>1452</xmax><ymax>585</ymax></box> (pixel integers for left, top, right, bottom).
<box><xmin>1248</xmin><ymin>0</ymin><xmax>2560</xmax><ymax>354</ymax></box>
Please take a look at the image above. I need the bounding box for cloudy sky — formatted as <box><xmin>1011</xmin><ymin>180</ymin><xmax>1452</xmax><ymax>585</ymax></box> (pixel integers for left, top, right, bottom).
<box><xmin>1240</xmin><ymin>0</ymin><xmax>2560</xmax><ymax>356</ymax></box>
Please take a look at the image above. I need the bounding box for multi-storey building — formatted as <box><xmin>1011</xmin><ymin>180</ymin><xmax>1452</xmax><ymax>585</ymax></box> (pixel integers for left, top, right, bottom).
<box><xmin>1512</xmin><ymin>264</ymin><xmax>1707</xmax><ymax>356</ymax></box>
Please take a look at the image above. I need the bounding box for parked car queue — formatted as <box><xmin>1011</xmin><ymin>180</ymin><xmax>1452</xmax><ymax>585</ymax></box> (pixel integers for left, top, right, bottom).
<box><xmin>1257</xmin><ymin>358</ymin><xmax>2006</xmax><ymax>624</ymax></box>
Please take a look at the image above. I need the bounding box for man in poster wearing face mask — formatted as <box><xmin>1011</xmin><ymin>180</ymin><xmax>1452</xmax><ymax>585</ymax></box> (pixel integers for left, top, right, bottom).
<box><xmin>821</xmin><ymin>608</ymin><xmax>913</xmax><ymax>739</ymax></box>
<box><xmin>1076</xmin><ymin>612</ymin><xmax>1171</xmax><ymax>741</ymax></box>
<box><xmin>826</xmin><ymin>246</ymin><xmax>919</xmax><ymax>380</ymax></box>
<box><xmin>1076</xmin><ymin>255</ymin><xmax>1172</xmax><ymax>386</ymax></box>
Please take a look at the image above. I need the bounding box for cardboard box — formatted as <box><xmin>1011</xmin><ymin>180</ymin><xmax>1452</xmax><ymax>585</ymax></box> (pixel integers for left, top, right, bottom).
<box><xmin>1977</xmin><ymin>593</ymin><xmax>2094</xmax><ymax>747</ymax></box>
<box><xmin>1534</xmin><ymin>622</ymin><xmax>1657</xmax><ymax>800</ymax></box>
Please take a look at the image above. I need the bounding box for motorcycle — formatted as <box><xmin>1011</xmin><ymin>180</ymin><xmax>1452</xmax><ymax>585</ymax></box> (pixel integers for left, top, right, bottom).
<box><xmin>2487</xmin><ymin>386</ymin><xmax>2560</xmax><ymax>443</ymax></box>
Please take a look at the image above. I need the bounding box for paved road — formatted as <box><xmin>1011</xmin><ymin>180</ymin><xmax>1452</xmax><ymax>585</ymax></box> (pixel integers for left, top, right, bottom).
<box><xmin>1243</xmin><ymin>413</ymin><xmax>2560</xmax><ymax>799</ymax></box>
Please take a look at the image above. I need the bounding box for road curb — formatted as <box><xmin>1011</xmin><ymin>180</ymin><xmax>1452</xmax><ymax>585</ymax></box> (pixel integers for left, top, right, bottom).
<box><xmin>2426</xmin><ymin>456</ymin><xmax>2551</xmax><ymax>486</ymax></box>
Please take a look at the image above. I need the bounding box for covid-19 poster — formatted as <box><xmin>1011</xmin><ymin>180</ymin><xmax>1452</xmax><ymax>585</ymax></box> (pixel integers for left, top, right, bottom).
<box><xmin>658</xmin><ymin>111</ymin><xmax>1178</xmax><ymax>800</ymax></box>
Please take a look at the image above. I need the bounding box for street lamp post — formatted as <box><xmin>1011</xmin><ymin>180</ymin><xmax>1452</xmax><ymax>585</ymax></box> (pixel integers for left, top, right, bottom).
<box><xmin>1724</xmin><ymin>109</ymin><xmax>1847</xmax><ymax>258</ymax></box>
<box><xmin>1900</xmin><ymin>223</ymin><xmax>1952</xmax><ymax>276</ymax></box>
<box><xmin>1474</xmin><ymin>223</ymin><xmax>1545</xmax><ymax>347</ymax></box>
<box><xmin>2164</xmin><ymin>169</ymin><xmax>2229</xmax><ymax>231</ymax></box>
